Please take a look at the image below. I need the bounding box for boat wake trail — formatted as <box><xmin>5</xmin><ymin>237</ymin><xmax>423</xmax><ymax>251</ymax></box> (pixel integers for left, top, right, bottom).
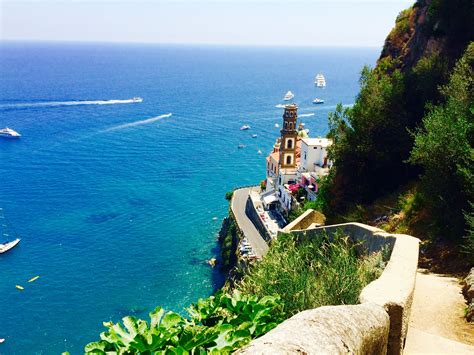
<box><xmin>299</xmin><ymin>113</ymin><xmax>315</xmax><ymax>117</ymax></box>
<box><xmin>275</xmin><ymin>104</ymin><xmax>286</xmax><ymax>108</ymax></box>
<box><xmin>0</xmin><ymin>99</ymin><xmax>142</xmax><ymax>109</ymax></box>
<box><xmin>103</xmin><ymin>113</ymin><xmax>173</xmax><ymax>132</ymax></box>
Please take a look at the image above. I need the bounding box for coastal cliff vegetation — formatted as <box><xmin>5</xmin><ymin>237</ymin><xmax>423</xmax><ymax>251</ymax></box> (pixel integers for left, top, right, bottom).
<box><xmin>235</xmin><ymin>232</ymin><xmax>384</xmax><ymax>317</ymax></box>
<box><xmin>318</xmin><ymin>0</ymin><xmax>473</xmax><ymax>267</ymax></box>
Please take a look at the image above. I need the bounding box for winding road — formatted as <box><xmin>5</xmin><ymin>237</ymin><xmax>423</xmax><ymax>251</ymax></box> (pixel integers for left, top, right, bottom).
<box><xmin>231</xmin><ymin>187</ymin><xmax>269</xmax><ymax>258</ymax></box>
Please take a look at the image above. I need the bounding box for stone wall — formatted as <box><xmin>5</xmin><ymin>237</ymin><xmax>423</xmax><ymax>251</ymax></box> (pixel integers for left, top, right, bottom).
<box><xmin>239</xmin><ymin>222</ymin><xmax>420</xmax><ymax>355</ymax></box>
<box><xmin>283</xmin><ymin>209</ymin><xmax>326</xmax><ymax>232</ymax></box>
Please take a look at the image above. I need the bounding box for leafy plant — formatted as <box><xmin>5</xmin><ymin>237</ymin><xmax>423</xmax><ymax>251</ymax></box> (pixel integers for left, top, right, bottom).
<box><xmin>84</xmin><ymin>291</ymin><xmax>283</xmax><ymax>354</ymax></box>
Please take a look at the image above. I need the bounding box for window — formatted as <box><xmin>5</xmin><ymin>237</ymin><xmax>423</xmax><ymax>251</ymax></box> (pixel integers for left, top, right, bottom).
<box><xmin>304</xmin><ymin>152</ymin><xmax>307</xmax><ymax>160</ymax></box>
<box><xmin>286</xmin><ymin>155</ymin><xmax>292</xmax><ymax>165</ymax></box>
<box><xmin>284</xmin><ymin>122</ymin><xmax>288</xmax><ymax>129</ymax></box>
<box><xmin>286</xmin><ymin>139</ymin><xmax>293</xmax><ymax>149</ymax></box>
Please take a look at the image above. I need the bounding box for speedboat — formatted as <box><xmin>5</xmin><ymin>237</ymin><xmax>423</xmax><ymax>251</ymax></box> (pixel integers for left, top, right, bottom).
<box><xmin>0</xmin><ymin>238</ymin><xmax>20</xmax><ymax>254</ymax></box>
<box><xmin>0</xmin><ymin>128</ymin><xmax>21</xmax><ymax>139</ymax></box>
<box><xmin>315</xmin><ymin>73</ymin><xmax>326</xmax><ymax>87</ymax></box>
<box><xmin>313</xmin><ymin>98</ymin><xmax>325</xmax><ymax>104</ymax></box>
<box><xmin>131</xmin><ymin>97</ymin><xmax>143</xmax><ymax>103</ymax></box>
<box><xmin>283</xmin><ymin>91</ymin><xmax>294</xmax><ymax>101</ymax></box>
<box><xmin>240</xmin><ymin>125</ymin><xmax>251</xmax><ymax>130</ymax></box>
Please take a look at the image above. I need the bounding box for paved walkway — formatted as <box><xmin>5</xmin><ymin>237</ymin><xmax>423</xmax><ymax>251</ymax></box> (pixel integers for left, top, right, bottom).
<box><xmin>405</xmin><ymin>270</ymin><xmax>474</xmax><ymax>354</ymax></box>
<box><xmin>231</xmin><ymin>187</ymin><xmax>269</xmax><ymax>258</ymax></box>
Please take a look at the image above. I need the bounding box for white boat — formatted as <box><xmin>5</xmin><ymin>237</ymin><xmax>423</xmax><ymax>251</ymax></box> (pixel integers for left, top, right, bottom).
<box><xmin>283</xmin><ymin>91</ymin><xmax>294</xmax><ymax>101</ymax></box>
<box><xmin>0</xmin><ymin>208</ymin><xmax>21</xmax><ymax>254</ymax></box>
<box><xmin>0</xmin><ymin>238</ymin><xmax>20</xmax><ymax>254</ymax></box>
<box><xmin>275</xmin><ymin>123</ymin><xmax>280</xmax><ymax>128</ymax></box>
<box><xmin>131</xmin><ymin>97</ymin><xmax>143</xmax><ymax>103</ymax></box>
<box><xmin>315</xmin><ymin>73</ymin><xmax>326</xmax><ymax>87</ymax></box>
<box><xmin>313</xmin><ymin>98</ymin><xmax>325</xmax><ymax>104</ymax></box>
<box><xmin>240</xmin><ymin>125</ymin><xmax>251</xmax><ymax>130</ymax></box>
<box><xmin>252</xmin><ymin>134</ymin><xmax>258</xmax><ymax>138</ymax></box>
<box><xmin>0</xmin><ymin>128</ymin><xmax>21</xmax><ymax>139</ymax></box>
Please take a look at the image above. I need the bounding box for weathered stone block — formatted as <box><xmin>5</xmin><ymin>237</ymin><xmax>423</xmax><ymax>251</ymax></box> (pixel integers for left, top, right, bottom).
<box><xmin>237</xmin><ymin>303</ymin><xmax>389</xmax><ymax>355</ymax></box>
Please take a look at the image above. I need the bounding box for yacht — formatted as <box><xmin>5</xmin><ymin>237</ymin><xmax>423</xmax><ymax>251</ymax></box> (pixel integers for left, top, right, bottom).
<box><xmin>131</xmin><ymin>97</ymin><xmax>143</xmax><ymax>103</ymax></box>
<box><xmin>315</xmin><ymin>73</ymin><xmax>326</xmax><ymax>88</ymax></box>
<box><xmin>283</xmin><ymin>91</ymin><xmax>295</xmax><ymax>101</ymax></box>
<box><xmin>0</xmin><ymin>128</ymin><xmax>21</xmax><ymax>139</ymax></box>
<box><xmin>313</xmin><ymin>98</ymin><xmax>325</xmax><ymax>104</ymax></box>
<box><xmin>0</xmin><ymin>238</ymin><xmax>20</xmax><ymax>254</ymax></box>
<box><xmin>240</xmin><ymin>125</ymin><xmax>251</xmax><ymax>130</ymax></box>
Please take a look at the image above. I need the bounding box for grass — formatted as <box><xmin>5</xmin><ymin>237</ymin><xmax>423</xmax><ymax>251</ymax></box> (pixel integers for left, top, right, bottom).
<box><xmin>235</xmin><ymin>231</ymin><xmax>384</xmax><ymax>317</ymax></box>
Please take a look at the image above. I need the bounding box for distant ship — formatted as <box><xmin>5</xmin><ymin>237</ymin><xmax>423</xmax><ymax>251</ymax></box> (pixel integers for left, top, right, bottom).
<box><xmin>315</xmin><ymin>73</ymin><xmax>326</xmax><ymax>88</ymax></box>
<box><xmin>131</xmin><ymin>97</ymin><xmax>143</xmax><ymax>103</ymax></box>
<box><xmin>283</xmin><ymin>91</ymin><xmax>295</xmax><ymax>101</ymax></box>
<box><xmin>0</xmin><ymin>128</ymin><xmax>21</xmax><ymax>139</ymax></box>
<box><xmin>240</xmin><ymin>125</ymin><xmax>251</xmax><ymax>130</ymax></box>
<box><xmin>313</xmin><ymin>98</ymin><xmax>325</xmax><ymax>104</ymax></box>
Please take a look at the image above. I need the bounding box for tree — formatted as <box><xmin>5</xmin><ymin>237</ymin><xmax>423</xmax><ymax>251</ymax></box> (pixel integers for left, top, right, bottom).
<box><xmin>409</xmin><ymin>43</ymin><xmax>474</xmax><ymax>244</ymax></box>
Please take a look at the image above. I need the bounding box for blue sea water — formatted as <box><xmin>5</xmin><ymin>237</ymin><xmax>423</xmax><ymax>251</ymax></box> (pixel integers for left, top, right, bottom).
<box><xmin>0</xmin><ymin>42</ymin><xmax>378</xmax><ymax>354</ymax></box>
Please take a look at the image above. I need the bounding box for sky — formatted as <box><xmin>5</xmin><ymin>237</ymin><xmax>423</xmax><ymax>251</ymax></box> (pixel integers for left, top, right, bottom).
<box><xmin>1</xmin><ymin>0</ymin><xmax>414</xmax><ymax>47</ymax></box>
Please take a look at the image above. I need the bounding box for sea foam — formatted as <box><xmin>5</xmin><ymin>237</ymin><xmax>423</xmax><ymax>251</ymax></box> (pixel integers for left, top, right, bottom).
<box><xmin>104</xmin><ymin>113</ymin><xmax>173</xmax><ymax>132</ymax></box>
<box><xmin>0</xmin><ymin>99</ymin><xmax>141</xmax><ymax>109</ymax></box>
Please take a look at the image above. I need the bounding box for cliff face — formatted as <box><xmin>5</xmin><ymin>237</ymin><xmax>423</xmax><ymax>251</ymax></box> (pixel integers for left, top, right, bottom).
<box><xmin>379</xmin><ymin>0</ymin><xmax>474</xmax><ymax>72</ymax></box>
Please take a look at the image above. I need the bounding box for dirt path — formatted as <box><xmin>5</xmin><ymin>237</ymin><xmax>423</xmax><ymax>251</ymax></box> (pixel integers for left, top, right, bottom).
<box><xmin>405</xmin><ymin>270</ymin><xmax>474</xmax><ymax>354</ymax></box>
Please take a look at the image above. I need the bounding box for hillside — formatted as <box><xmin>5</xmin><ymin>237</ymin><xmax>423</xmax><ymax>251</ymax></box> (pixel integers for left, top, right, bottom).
<box><xmin>320</xmin><ymin>0</ymin><xmax>474</xmax><ymax>268</ymax></box>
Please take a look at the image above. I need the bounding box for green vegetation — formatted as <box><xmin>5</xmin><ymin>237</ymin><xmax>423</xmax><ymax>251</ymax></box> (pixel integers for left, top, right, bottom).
<box><xmin>225</xmin><ymin>191</ymin><xmax>233</xmax><ymax>201</ymax></box>
<box><xmin>409</xmin><ymin>43</ymin><xmax>474</xmax><ymax>260</ymax></box>
<box><xmin>219</xmin><ymin>218</ymin><xmax>238</xmax><ymax>270</ymax></box>
<box><xmin>85</xmin><ymin>291</ymin><xmax>284</xmax><ymax>354</ymax></box>
<box><xmin>235</xmin><ymin>232</ymin><xmax>384</xmax><ymax>317</ymax></box>
<box><xmin>316</xmin><ymin>0</ymin><xmax>473</xmax><ymax>266</ymax></box>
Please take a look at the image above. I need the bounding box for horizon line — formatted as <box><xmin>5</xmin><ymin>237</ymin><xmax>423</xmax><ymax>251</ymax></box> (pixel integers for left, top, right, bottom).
<box><xmin>0</xmin><ymin>39</ymin><xmax>383</xmax><ymax>49</ymax></box>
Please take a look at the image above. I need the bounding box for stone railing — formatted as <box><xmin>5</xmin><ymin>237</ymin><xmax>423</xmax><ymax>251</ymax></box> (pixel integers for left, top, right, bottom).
<box><xmin>238</xmin><ymin>221</ymin><xmax>420</xmax><ymax>355</ymax></box>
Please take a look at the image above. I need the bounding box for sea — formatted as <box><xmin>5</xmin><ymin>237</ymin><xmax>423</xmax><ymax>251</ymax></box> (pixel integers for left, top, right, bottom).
<box><xmin>0</xmin><ymin>42</ymin><xmax>379</xmax><ymax>354</ymax></box>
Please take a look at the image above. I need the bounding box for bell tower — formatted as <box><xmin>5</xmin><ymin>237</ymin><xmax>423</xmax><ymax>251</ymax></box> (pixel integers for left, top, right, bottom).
<box><xmin>279</xmin><ymin>104</ymin><xmax>298</xmax><ymax>169</ymax></box>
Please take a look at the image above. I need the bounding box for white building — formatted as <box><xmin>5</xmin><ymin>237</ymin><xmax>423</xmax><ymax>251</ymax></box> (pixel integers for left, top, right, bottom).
<box><xmin>297</xmin><ymin>138</ymin><xmax>333</xmax><ymax>201</ymax></box>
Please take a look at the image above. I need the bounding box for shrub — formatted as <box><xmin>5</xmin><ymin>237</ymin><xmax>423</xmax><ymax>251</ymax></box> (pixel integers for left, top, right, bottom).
<box><xmin>84</xmin><ymin>291</ymin><xmax>284</xmax><ymax>354</ymax></box>
<box><xmin>225</xmin><ymin>191</ymin><xmax>234</xmax><ymax>201</ymax></box>
<box><xmin>236</xmin><ymin>232</ymin><xmax>384</xmax><ymax>317</ymax></box>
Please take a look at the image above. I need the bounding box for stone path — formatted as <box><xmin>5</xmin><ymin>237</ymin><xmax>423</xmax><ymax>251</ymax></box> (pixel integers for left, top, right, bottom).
<box><xmin>231</xmin><ymin>187</ymin><xmax>269</xmax><ymax>258</ymax></box>
<box><xmin>405</xmin><ymin>270</ymin><xmax>474</xmax><ymax>354</ymax></box>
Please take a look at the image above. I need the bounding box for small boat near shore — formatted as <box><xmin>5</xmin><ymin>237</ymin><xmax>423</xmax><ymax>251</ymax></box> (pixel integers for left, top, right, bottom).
<box><xmin>238</xmin><ymin>144</ymin><xmax>246</xmax><ymax>149</ymax></box>
<box><xmin>0</xmin><ymin>238</ymin><xmax>20</xmax><ymax>254</ymax></box>
<box><xmin>313</xmin><ymin>98</ymin><xmax>325</xmax><ymax>104</ymax></box>
<box><xmin>0</xmin><ymin>208</ymin><xmax>21</xmax><ymax>254</ymax></box>
<box><xmin>0</xmin><ymin>127</ymin><xmax>21</xmax><ymax>139</ymax></box>
<box><xmin>252</xmin><ymin>134</ymin><xmax>258</xmax><ymax>138</ymax></box>
<box><xmin>131</xmin><ymin>97</ymin><xmax>143</xmax><ymax>103</ymax></box>
<box><xmin>240</xmin><ymin>125</ymin><xmax>251</xmax><ymax>130</ymax></box>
